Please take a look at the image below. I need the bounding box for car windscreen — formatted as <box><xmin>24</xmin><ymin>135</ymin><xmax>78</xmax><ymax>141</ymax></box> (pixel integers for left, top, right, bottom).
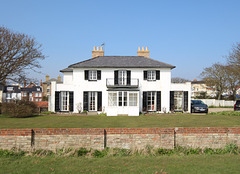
<box><xmin>192</xmin><ymin>100</ymin><xmax>205</xmax><ymax>105</ymax></box>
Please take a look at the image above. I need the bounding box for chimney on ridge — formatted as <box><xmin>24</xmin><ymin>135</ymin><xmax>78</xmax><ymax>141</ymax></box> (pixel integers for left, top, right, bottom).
<box><xmin>92</xmin><ymin>46</ymin><xmax>104</xmax><ymax>58</ymax></box>
<box><xmin>57</xmin><ymin>75</ymin><xmax>61</xmax><ymax>82</ymax></box>
<box><xmin>137</xmin><ymin>47</ymin><xmax>150</xmax><ymax>58</ymax></box>
<box><xmin>45</xmin><ymin>75</ymin><xmax>50</xmax><ymax>82</ymax></box>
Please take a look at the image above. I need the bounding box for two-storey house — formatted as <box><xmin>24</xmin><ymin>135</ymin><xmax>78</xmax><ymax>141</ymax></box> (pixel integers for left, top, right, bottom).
<box><xmin>49</xmin><ymin>47</ymin><xmax>191</xmax><ymax>116</ymax></box>
<box><xmin>2</xmin><ymin>85</ymin><xmax>21</xmax><ymax>102</ymax></box>
<box><xmin>21</xmin><ymin>82</ymin><xmax>43</xmax><ymax>102</ymax></box>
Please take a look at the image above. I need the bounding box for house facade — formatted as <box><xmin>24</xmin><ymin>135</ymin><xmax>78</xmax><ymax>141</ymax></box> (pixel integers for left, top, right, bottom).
<box><xmin>191</xmin><ymin>79</ymin><xmax>217</xmax><ymax>98</ymax></box>
<box><xmin>49</xmin><ymin>47</ymin><xmax>191</xmax><ymax>116</ymax></box>
<box><xmin>42</xmin><ymin>75</ymin><xmax>62</xmax><ymax>98</ymax></box>
<box><xmin>2</xmin><ymin>85</ymin><xmax>21</xmax><ymax>102</ymax></box>
<box><xmin>21</xmin><ymin>82</ymin><xmax>43</xmax><ymax>102</ymax></box>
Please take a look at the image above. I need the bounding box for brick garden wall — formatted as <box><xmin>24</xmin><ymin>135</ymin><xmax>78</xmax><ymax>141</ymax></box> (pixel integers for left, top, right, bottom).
<box><xmin>0</xmin><ymin>128</ymin><xmax>240</xmax><ymax>151</ymax></box>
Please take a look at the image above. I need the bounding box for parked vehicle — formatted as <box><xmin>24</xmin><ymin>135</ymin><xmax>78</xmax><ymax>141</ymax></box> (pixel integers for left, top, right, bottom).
<box><xmin>191</xmin><ymin>100</ymin><xmax>208</xmax><ymax>113</ymax></box>
<box><xmin>234</xmin><ymin>100</ymin><xmax>240</xmax><ymax>111</ymax></box>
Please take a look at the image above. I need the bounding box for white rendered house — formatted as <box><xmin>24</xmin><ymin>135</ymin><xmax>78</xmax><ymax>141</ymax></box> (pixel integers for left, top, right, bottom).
<box><xmin>50</xmin><ymin>47</ymin><xmax>191</xmax><ymax>116</ymax></box>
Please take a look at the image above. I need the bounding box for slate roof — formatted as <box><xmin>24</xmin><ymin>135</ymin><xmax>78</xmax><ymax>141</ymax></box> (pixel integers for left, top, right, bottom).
<box><xmin>21</xmin><ymin>86</ymin><xmax>42</xmax><ymax>93</ymax></box>
<box><xmin>3</xmin><ymin>85</ymin><xmax>21</xmax><ymax>93</ymax></box>
<box><xmin>60</xmin><ymin>56</ymin><xmax>175</xmax><ymax>72</ymax></box>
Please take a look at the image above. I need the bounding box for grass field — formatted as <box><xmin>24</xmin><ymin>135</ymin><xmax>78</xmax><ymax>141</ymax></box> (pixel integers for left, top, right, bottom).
<box><xmin>0</xmin><ymin>155</ymin><xmax>240</xmax><ymax>174</ymax></box>
<box><xmin>0</xmin><ymin>113</ymin><xmax>240</xmax><ymax>128</ymax></box>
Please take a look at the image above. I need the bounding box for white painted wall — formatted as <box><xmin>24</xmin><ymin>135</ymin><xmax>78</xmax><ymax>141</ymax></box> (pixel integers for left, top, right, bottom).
<box><xmin>51</xmin><ymin>67</ymin><xmax>190</xmax><ymax>115</ymax></box>
<box><xmin>2</xmin><ymin>93</ymin><xmax>21</xmax><ymax>102</ymax></box>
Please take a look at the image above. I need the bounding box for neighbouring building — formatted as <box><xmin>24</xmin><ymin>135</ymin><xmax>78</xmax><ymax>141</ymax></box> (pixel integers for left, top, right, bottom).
<box><xmin>42</xmin><ymin>75</ymin><xmax>62</xmax><ymax>98</ymax></box>
<box><xmin>21</xmin><ymin>82</ymin><xmax>43</xmax><ymax>102</ymax></box>
<box><xmin>49</xmin><ymin>47</ymin><xmax>191</xmax><ymax>116</ymax></box>
<box><xmin>2</xmin><ymin>85</ymin><xmax>21</xmax><ymax>102</ymax></box>
<box><xmin>191</xmin><ymin>79</ymin><xmax>216</xmax><ymax>98</ymax></box>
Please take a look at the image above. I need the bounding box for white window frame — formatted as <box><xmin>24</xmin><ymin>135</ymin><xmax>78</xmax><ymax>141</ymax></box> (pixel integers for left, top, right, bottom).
<box><xmin>129</xmin><ymin>92</ymin><xmax>138</xmax><ymax>106</ymax></box>
<box><xmin>61</xmin><ymin>91</ymin><xmax>69</xmax><ymax>111</ymax></box>
<box><xmin>118</xmin><ymin>70</ymin><xmax>127</xmax><ymax>85</ymax></box>
<box><xmin>89</xmin><ymin>70</ymin><xmax>97</xmax><ymax>81</ymax></box>
<box><xmin>147</xmin><ymin>91</ymin><xmax>156</xmax><ymax>111</ymax></box>
<box><xmin>147</xmin><ymin>70</ymin><xmax>156</xmax><ymax>81</ymax></box>
<box><xmin>89</xmin><ymin>92</ymin><xmax>97</xmax><ymax>111</ymax></box>
<box><xmin>108</xmin><ymin>92</ymin><xmax>117</xmax><ymax>106</ymax></box>
<box><xmin>109</xmin><ymin>91</ymin><xmax>138</xmax><ymax>107</ymax></box>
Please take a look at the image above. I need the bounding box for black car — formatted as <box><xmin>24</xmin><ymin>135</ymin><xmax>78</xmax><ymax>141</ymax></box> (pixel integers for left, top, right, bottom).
<box><xmin>191</xmin><ymin>100</ymin><xmax>208</xmax><ymax>113</ymax></box>
<box><xmin>234</xmin><ymin>100</ymin><xmax>240</xmax><ymax>111</ymax></box>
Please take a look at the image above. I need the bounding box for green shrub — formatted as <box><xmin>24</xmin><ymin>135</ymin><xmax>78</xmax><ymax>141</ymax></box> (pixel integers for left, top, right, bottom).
<box><xmin>41</xmin><ymin>111</ymin><xmax>54</xmax><ymax>115</ymax></box>
<box><xmin>92</xmin><ymin>148</ymin><xmax>108</xmax><ymax>158</ymax></box>
<box><xmin>0</xmin><ymin>149</ymin><xmax>25</xmax><ymax>157</ymax></box>
<box><xmin>1</xmin><ymin>100</ymin><xmax>38</xmax><ymax>118</ymax></box>
<box><xmin>98</xmin><ymin>113</ymin><xmax>107</xmax><ymax>116</ymax></box>
<box><xmin>224</xmin><ymin>143</ymin><xmax>239</xmax><ymax>154</ymax></box>
<box><xmin>77</xmin><ymin>148</ymin><xmax>89</xmax><ymax>156</ymax></box>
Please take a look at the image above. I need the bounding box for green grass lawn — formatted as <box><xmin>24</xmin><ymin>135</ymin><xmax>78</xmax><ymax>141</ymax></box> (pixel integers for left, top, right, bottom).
<box><xmin>0</xmin><ymin>114</ymin><xmax>240</xmax><ymax>128</ymax></box>
<box><xmin>0</xmin><ymin>155</ymin><xmax>239</xmax><ymax>174</ymax></box>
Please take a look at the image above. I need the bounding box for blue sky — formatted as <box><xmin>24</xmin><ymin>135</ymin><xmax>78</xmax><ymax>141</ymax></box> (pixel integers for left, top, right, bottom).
<box><xmin>1</xmin><ymin>0</ymin><xmax>240</xmax><ymax>83</ymax></box>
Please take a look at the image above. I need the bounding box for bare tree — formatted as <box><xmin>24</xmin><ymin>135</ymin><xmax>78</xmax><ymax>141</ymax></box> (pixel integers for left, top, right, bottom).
<box><xmin>0</xmin><ymin>26</ymin><xmax>45</xmax><ymax>85</ymax></box>
<box><xmin>200</xmin><ymin>63</ymin><xmax>228</xmax><ymax>100</ymax></box>
<box><xmin>225</xmin><ymin>65</ymin><xmax>239</xmax><ymax>100</ymax></box>
<box><xmin>171</xmin><ymin>77</ymin><xmax>190</xmax><ymax>83</ymax></box>
<box><xmin>227</xmin><ymin>42</ymin><xmax>240</xmax><ymax>74</ymax></box>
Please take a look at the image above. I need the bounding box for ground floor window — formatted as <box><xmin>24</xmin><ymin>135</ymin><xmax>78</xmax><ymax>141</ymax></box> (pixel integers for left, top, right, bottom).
<box><xmin>89</xmin><ymin>92</ymin><xmax>97</xmax><ymax>111</ymax></box>
<box><xmin>143</xmin><ymin>91</ymin><xmax>161</xmax><ymax>112</ymax></box>
<box><xmin>170</xmin><ymin>91</ymin><xmax>188</xmax><ymax>112</ymax></box>
<box><xmin>174</xmin><ymin>91</ymin><xmax>183</xmax><ymax>111</ymax></box>
<box><xmin>55</xmin><ymin>91</ymin><xmax>74</xmax><ymax>112</ymax></box>
<box><xmin>61</xmin><ymin>91</ymin><xmax>69</xmax><ymax>111</ymax></box>
<box><xmin>147</xmin><ymin>91</ymin><xmax>156</xmax><ymax>111</ymax></box>
<box><xmin>83</xmin><ymin>91</ymin><xmax>102</xmax><ymax>111</ymax></box>
<box><xmin>129</xmin><ymin>92</ymin><xmax>138</xmax><ymax>106</ymax></box>
<box><xmin>108</xmin><ymin>91</ymin><xmax>138</xmax><ymax>107</ymax></box>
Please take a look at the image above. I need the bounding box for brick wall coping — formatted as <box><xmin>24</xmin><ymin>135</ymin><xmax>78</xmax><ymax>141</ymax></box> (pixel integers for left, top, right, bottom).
<box><xmin>1</xmin><ymin>127</ymin><xmax>240</xmax><ymax>136</ymax></box>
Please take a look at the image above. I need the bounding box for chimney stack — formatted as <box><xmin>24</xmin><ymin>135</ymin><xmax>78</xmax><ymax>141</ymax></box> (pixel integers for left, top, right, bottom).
<box><xmin>24</xmin><ymin>80</ymin><xmax>26</xmax><ymax>87</ymax></box>
<box><xmin>92</xmin><ymin>46</ymin><xmax>104</xmax><ymax>58</ymax></box>
<box><xmin>57</xmin><ymin>75</ymin><xmax>61</xmax><ymax>82</ymax></box>
<box><xmin>137</xmin><ymin>47</ymin><xmax>150</xmax><ymax>58</ymax></box>
<box><xmin>46</xmin><ymin>75</ymin><xmax>50</xmax><ymax>82</ymax></box>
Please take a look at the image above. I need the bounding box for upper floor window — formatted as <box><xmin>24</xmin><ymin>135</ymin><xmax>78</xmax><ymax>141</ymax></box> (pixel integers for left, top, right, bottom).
<box><xmin>143</xmin><ymin>70</ymin><xmax>160</xmax><ymax>81</ymax></box>
<box><xmin>89</xmin><ymin>70</ymin><xmax>97</xmax><ymax>80</ymax></box>
<box><xmin>85</xmin><ymin>70</ymin><xmax>101</xmax><ymax>81</ymax></box>
<box><xmin>7</xmin><ymin>87</ymin><xmax>13</xmax><ymax>91</ymax></box>
<box><xmin>147</xmin><ymin>71</ymin><xmax>156</xmax><ymax>80</ymax></box>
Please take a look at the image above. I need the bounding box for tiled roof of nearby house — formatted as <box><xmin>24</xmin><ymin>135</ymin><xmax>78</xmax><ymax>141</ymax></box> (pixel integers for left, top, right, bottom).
<box><xmin>191</xmin><ymin>80</ymin><xmax>205</xmax><ymax>84</ymax></box>
<box><xmin>61</xmin><ymin>56</ymin><xmax>175</xmax><ymax>72</ymax></box>
<box><xmin>34</xmin><ymin>101</ymin><xmax>48</xmax><ymax>108</ymax></box>
<box><xmin>21</xmin><ymin>86</ymin><xmax>42</xmax><ymax>93</ymax></box>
